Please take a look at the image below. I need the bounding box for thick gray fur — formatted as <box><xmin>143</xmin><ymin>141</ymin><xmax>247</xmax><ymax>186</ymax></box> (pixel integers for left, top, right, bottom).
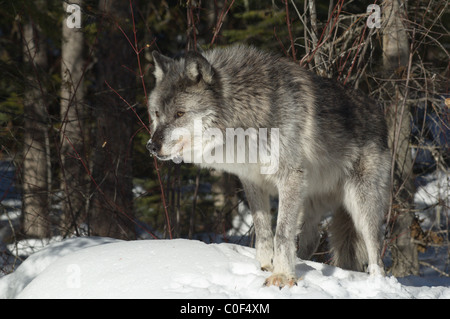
<box><xmin>147</xmin><ymin>45</ymin><xmax>391</xmax><ymax>287</ymax></box>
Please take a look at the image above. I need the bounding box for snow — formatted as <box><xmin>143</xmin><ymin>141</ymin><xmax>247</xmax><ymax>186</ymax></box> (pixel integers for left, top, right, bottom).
<box><xmin>1</xmin><ymin>237</ymin><xmax>450</xmax><ymax>299</ymax></box>
<box><xmin>415</xmin><ymin>170</ymin><xmax>449</xmax><ymax>229</ymax></box>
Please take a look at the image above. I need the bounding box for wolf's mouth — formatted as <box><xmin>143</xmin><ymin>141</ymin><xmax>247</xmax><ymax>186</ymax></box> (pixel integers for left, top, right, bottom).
<box><xmin>152</xmin><ymin>153</ymin><xmax>172</xmax><ymax>161</ymax></box>
<box><xmin>151</xmin><ymin>152</ymin><xmax>183</xmax><ymax>164</ymax></box>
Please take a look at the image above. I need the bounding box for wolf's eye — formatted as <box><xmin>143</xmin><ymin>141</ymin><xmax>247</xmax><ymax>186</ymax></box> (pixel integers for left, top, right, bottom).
<box><xmin>175</xmin><ymin>111</ymin><xmax>185</xmax><ymax>118</ymax></box>
<box><xmin>155</xmin><ymin>111</ymin><xmax>160</xmax><ymax>118</ymax></box>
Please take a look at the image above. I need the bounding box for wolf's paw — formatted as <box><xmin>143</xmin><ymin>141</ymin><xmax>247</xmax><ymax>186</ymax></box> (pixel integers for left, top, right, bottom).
<box><xmin>264</xmin><ymin>273</ymin><xmax>297</xmax><ymax>289</ymax></box>
<box><xmin>367</xmin><ymin>264</ymin><xmax>385</xmax><ymax>277</ymax></box>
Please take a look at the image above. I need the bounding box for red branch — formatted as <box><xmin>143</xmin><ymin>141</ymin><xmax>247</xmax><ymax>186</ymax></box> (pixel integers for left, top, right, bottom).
<box><xmin>283</xmin><ymin>0</ymin><xmax>297</xmax><ymax>61</ymax></box>
<box><xmin>210</xmin><ymin>0</ymin><xmax>236</xmax><ymax>46</ymax></box>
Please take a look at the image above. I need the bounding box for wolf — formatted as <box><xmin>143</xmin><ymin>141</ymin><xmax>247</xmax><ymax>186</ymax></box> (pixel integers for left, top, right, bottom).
<box><xmin>146</xmin><ymin>45</ymin><xmax>391</xmax><ymax>288</ymax></box>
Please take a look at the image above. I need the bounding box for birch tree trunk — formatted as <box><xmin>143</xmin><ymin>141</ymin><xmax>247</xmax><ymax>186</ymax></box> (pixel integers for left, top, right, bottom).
<box><xmin>21</xmin><ymin>3</ymin><xmax>51</xmax><ymax>238</ymax></box>
<box><xmin>383</xmin><ymin>0</ymin><xmax>419</xmax><ymax>276</ymax></box>
<box><xmin>61</xmin><ymin>0</ymin><xmax>87</xmax><ymax>236</ymax></box>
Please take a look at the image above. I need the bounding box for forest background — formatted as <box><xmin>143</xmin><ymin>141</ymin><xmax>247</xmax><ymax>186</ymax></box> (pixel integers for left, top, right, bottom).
<box><xmin>0</xmin><ymin>0</ymin><xmax>448</xmax><ymax>278</ymax></box>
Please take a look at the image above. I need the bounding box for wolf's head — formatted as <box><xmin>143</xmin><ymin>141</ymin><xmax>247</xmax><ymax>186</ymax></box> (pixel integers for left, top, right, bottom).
<box><xmin>147</xmin><ymin>51</ymin><xmax>222</xmax><ymax>162</ymax></box>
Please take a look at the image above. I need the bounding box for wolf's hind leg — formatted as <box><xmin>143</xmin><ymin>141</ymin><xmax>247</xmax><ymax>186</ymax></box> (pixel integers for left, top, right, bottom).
<box><xmin>241</xmin><ymin>180</ymin><xmax>274</xmax><ymax>271</ymax></box>
<box><xmin>340</xmin><ymin>162</ymin><xmax>389</xmax><ymax>275</ymax></box>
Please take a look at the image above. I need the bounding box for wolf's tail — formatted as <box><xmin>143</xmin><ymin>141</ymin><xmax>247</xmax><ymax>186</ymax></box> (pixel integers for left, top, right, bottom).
<box><xmin>329</xmin><ymin>206</ymin><xmax>369</xmax><ymax>272</ymax></box>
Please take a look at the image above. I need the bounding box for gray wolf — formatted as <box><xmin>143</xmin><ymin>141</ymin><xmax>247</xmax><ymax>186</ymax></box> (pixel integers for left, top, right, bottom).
<box><xmin>146</xmin><ymin>45</ymin><xmax>390</xmax><ymax>288</ymax></box>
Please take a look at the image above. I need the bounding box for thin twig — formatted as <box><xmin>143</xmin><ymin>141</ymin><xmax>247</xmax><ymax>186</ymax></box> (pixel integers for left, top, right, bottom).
<box><xmin>210</xmin><ymin>0</ymin><xmax>236</xmax><ymax>46</ymax></box>
<box><xmin>419</xmin><ymin>261</ymin><xmax>450</xmax><ymax>278</ymax></box>
<box><xmin>284</xmin><ymin>0</ymin><xmax>296</xmax><ymax>61</ymax></box>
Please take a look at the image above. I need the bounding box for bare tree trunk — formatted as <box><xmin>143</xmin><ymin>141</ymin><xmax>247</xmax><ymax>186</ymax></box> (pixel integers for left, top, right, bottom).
<box><xmin>383</xmin><ymin>0</ymin><xmax>419</xmax><ymax>276</ymax></box>
<box><xmin>88</xmin><ymin>0</ymin><xmax>136</xmax><ymax>239</ymax></box>
<box><xmin>307</xmin><ymin>0</ymin><xmax>322</xmax><ymax>72</ymax></box>
<box><xmin>60</xmin><ymin>0</ymin><xmax>87</xmax><ymax>236</ymax></box>
<box><xmin>21</xmin><ymin>5</ymin><xmax>51</xmax><ymax>238</ymax></box>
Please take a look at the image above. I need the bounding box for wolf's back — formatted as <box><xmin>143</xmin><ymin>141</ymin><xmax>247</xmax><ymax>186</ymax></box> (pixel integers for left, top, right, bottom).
<box><xmin>204</xmin><ymin>45</ymin><xmax>387</xmax><ymax>165</ymax></box>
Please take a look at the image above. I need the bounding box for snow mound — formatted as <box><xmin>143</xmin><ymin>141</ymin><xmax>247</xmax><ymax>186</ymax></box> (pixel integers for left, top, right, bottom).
<box><xmin>1</xmin><ymin>237</ymin><xmax>450</xmax><ymax>299</ymax></box>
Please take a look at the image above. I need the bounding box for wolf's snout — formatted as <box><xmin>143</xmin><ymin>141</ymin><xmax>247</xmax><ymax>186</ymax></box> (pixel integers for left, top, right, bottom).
<box><xmin>146</xmin><ymin>139</ymin><xmax>160</xmax><ymax>155</ymax></box>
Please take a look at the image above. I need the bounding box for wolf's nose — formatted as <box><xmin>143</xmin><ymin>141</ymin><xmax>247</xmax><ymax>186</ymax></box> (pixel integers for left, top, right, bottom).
<box><xmin>146</xmin><ymin>139</ymin><xmax>159</xmax><ymax>154</ymax></box>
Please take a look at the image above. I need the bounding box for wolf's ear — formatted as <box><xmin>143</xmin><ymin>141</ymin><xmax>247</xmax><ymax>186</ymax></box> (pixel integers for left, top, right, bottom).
<box><xmin>152</xmin><ymin>51</ymin><xmax>173</xmax><ymax>82</ymax></box>
<box><xmin>184</xmin><ymin>51</ymin><xmax>215</xmax><ymax>85</ymax></box>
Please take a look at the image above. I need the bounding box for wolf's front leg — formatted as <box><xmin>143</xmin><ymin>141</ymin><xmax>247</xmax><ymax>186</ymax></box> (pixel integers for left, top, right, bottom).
<box><xmin>265</xmin><ymin>172</ymin><xmax>303</xmax><ymax>288</ymax></box>
<box><xmin>241</xmin><ymin>180</ymin><xmax>274</xmax><ymax>271</ymax></box>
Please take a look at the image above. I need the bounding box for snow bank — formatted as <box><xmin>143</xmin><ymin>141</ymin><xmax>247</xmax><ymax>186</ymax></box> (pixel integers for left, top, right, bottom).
<box><xmin>415</xmin><ymin>170</ymin><xmax>449</xmax><ymax>228</ymax></box>
<box><xmin>0</xmin><ymin>237</ymin><xmax>120</xmax><ymax>298</ymax></box>
<box><xmin>1</xmin><ymin>237</ymin><xmax>449</xmax><ymax>299</ymax></box>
